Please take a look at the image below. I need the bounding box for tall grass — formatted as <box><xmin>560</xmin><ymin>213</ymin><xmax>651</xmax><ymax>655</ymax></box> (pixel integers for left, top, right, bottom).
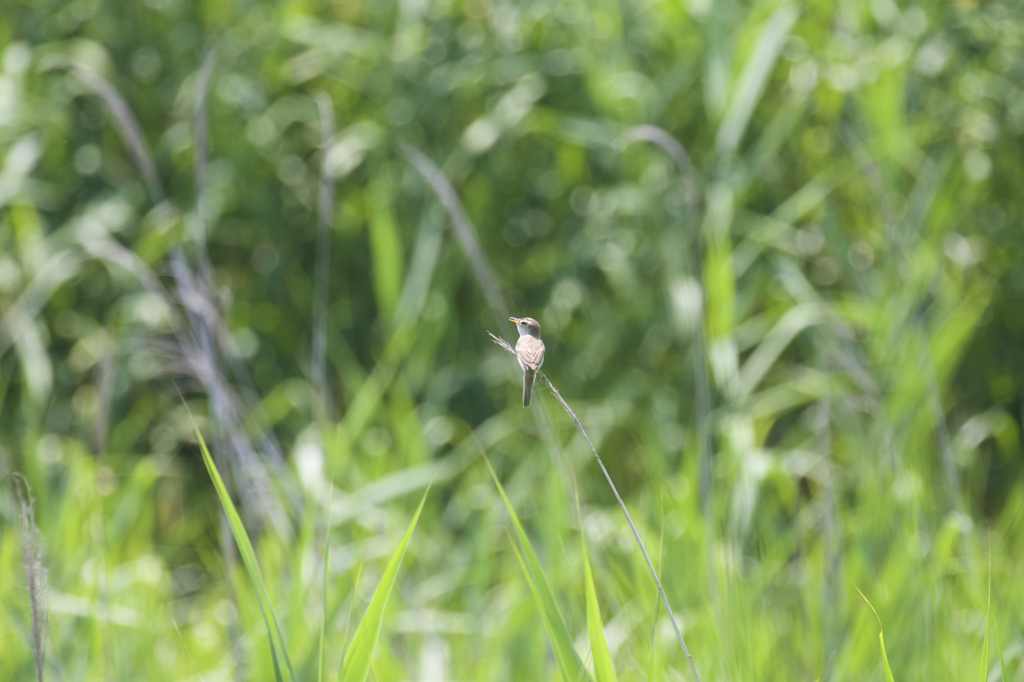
<box><xmin>488</xmin><ymin>329</ymin><xmax>701</xmax><ymax>681</ymax></box>
<box><xmin>2</xmin><ymin>1</ymin><xmax>1023</xmax><ymax>681</ymax></box>
<box><xmin>13</xmin><ymin>473</ymin><xmax>49</xmax><ymax>682</ymax></box>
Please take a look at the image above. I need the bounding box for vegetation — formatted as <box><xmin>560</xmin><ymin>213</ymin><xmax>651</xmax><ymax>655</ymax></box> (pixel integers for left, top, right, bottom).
<box><xmin>2</xmin><ymin>0</ymin><xmax>1023</xmax><ymax>680</ymax></box>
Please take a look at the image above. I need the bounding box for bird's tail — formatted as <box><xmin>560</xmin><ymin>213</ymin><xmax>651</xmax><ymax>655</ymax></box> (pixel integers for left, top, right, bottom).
<box><xmin>523</xmin><ymin>369</ymin><xmax>535</xmax><ymax>408</ymax></box>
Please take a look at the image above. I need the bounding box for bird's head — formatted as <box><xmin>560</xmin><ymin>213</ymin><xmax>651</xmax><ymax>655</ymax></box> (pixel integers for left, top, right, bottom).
<box><xmin>510</xmin><ymin>316</ymin><xmax>541</xmax><ymax>338</ymax></box>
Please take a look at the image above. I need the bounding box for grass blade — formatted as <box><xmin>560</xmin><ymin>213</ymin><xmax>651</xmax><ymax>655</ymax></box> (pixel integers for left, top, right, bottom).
<box><xmin>182</xmin><ymin>397</ymin><xmax>296</xmax><ymax>682</ymax></box>
<box><xmin>851</xmin><ymin>580</ymin><xmax>895</xmax><ymax>682</ymax></box>
<box><xmin>582</xmin><ymin>535</ymin><xmax>617</xmax><ymax>682</ymax></box>
<box><xmin>573</xmin><ymin>486</ymin><xmax>616</xmax><ymax>682</ymax></box>
<box><xmin>736</xmin><ymin>303</ymin><xmax>821</xmax><ymax>400</ymax></box>
<box><xmin>194</xmin><ymin>46</ymin><xmax>216</xmax><ymax>246</ymax></box>
<box><xmin>879</xmin><ymin>631</ymin><xmax>896</xmax><ymax>682</ymax></box>
<box><xmin>57</xmin><ymin>60</ymin><xmax>166</xmax><ymax>204</ymax></box>
<box><xmin>617</xmin><ymin>125</ymin><xmax>699</xmax><ymax>206</ymax></box>
<box><xmin>487</xmin><ymin>331</ymin><xmax>700</xmax><ymax>682</ymax></box>
<box><xmin>13</xmin><ymin>473</ymin><xmax>48</xmax><ymax>682</ymax></box>
<box><xmin>313</xmin><ymin>92</ymin><xmax>335</xmax><ymax>419</ymax></box>
<box><xmin>401</xmin><ymin>144</ymin><xmax>510</xmax><ymax>333</ymax></box>
<box><xmin>339</xmin><ymin>483</ymin><xmax>432</xmax><ymax>682</ymax></box>
<box><xmin>484</xmin><ymin>456</ymin><xmax>590</xmax><ymax>682</ymax></box>
<box><xmin>715</xmin><ymin>4</ymin><xmax>798</xmax><ymax>157</ymax></box>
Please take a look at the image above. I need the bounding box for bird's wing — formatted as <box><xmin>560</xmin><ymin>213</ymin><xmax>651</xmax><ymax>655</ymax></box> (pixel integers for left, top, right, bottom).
<box><xmin>517</xmin><ymin>336</ymin><xmax>545</xmax><ymax>370</ymax></box>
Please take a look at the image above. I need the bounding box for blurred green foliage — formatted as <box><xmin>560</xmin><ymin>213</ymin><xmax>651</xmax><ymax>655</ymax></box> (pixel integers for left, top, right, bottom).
<box><xmin>2</xmin><ymin>0</ymin><xmax>1024</xmax><ymax>680</ymax></box>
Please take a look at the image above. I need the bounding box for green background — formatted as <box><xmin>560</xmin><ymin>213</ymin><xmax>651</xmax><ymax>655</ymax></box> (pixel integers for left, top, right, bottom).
<box><xmin>2</xmin><ymin>0</ymin><xmax>1024</xmax><ymax>680</ymax></box>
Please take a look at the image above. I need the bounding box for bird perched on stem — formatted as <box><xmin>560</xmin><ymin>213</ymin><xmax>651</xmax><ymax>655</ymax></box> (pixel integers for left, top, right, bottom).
<box><xmin>510</xmin><ymin>316</ymin><xmax>545</xmax><ymax>407</ymax></box>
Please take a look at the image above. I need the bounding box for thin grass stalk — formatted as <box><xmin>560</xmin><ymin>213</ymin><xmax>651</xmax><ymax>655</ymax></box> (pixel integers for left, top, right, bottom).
<box><xmin>196</xmin><ymin>266</ymin><xmax>293</xmax><ymax>478</ymax></box>
<box><xmin>58</xmin><ymin>59</ymin><xmax>210</xmax><ymax>406</ymax></box>
<box><xmin>400</xmin><ymin>144</ymin><xmax>511</xmax><ymax>333</ymax></box>
<box><xmin>617</xmin><ymin>126</ymin><xmax>699</xmax><ymax>206</ymax></box>
<box><xmin>13</xmin><ymin>473</ymin><xmax>48</xmax><ymax>682</ymax></box>
<box><xmin>194</xmin><ymin>47</ymin><xmax>216</xmax><ymax>249</ymax></box>
<box><xmin>313</xmin><ymin>93</ymin><xmax>335</xmax><ymax>422</ymax></box>
<box><xmin>488</xmin><ymin>332</ymin><xmax>702</xmax><ymax>682</ymax></box>
<box><xmin>55</xmin><ymin>61</ymin><xmax>166</xmax><ymax>204</ymax></box>
<box><xmin>311</xmin><ymin>98</ymin><xmax>337</xmax><ymax>681</ymax></box>
<box><xmin>66</xmin><ymin>56</ymin><xmax>296</xmax><ymax>533</ymax></box>
<box><xmin>172</xmin><ymin>620</ymin><xmax>207</xmax><ymax>682</ymax></box>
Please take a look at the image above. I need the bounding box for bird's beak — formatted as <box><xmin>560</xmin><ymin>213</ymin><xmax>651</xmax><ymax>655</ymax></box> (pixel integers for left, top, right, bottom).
<box><xmin>509</xmin><ymin>317</ymin><xmax>519</xmax><ymax>323</ymax></box>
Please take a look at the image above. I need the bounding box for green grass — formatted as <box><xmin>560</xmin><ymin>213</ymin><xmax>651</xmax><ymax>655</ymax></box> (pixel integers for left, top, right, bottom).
<box><xmin>3</xmin><ymin>0</ymin><xmax>1024</xmax><ymax>680</ymax></box>
<box><xmin>487</xmin><ymin>454</ymin><xmax>590</xmax><ymax>682</ymax></box>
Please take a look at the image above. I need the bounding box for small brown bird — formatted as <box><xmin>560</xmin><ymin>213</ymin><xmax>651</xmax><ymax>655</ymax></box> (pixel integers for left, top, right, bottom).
<box><xmin>510</xmin><ymin>316</ymin><xmax>545</xmax><ymax>407</ymax></box>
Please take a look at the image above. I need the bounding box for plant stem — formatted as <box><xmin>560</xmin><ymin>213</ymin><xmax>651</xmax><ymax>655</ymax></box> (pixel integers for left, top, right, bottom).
<box><xmin>488</xmin><ymin>332</ymin><xmax>702</xmax><ymax>682</ymax></box>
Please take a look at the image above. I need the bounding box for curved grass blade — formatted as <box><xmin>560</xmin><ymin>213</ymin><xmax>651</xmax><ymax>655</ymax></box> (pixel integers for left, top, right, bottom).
<box><xmin>400</xmin><ymin>144</ymin><xmax>511</xmax><ymax>333</ymax></box>
<box><xmin>505</xmin><ymin>538</ymin><xmax>588</xmax><ymax>682</ymax></box>
<box><xmin>487</xmin><ymin>331</ymin><xmax>700</xmax><ymax>682</ymax></box>
<box><xmin>339</xmin><ymin>483</ymin><xmax>432</xmax><ymax>682</ymax></box>
<box><xmin>182</xmin><ymin>397</ymin><xmax>296</xmax><ymax>682</ymax></box>
<box><xmin>736</xmin><ymin>303</ymin><xmax>822</xmax><ymax>400</ymax></box>
<box><xmin>312</xmin><ymin>92</ymin><xmax>335</xmax><ymax>419</ymax></box>
<box><xmin>851</xmin><ymin>580</ymin><xmax>895</xmax><ymax>682</ymax></box>
<box><xmin>572</xmin><ymin>486</ymin><xmax>616</xmax><ymax>682</ymax></box>
<box><xmin>715</xmin><ymin>4</ymin><xmax>798</xmax><ymax>157</ymax></box>
<box><xmin>484</xmin><ymin>456</ymin><xmax>590</xmax><ymax>682</ymax></box>
<box><xmin>582</xmin><ymin>537</ymin><xmax>617</xmax><ymax>682</ymax></box>
<box><xmin>56</xmin><ymin>60</ymin><xmax>166</xmax><ymax>204</ymax></box>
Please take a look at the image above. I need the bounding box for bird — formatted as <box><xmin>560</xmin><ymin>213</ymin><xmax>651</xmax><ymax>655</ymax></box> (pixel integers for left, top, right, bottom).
<box><xmin>509</xmin><ymin>316</ymin><xmax>545</xmax><ymax>408</ymax></box>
